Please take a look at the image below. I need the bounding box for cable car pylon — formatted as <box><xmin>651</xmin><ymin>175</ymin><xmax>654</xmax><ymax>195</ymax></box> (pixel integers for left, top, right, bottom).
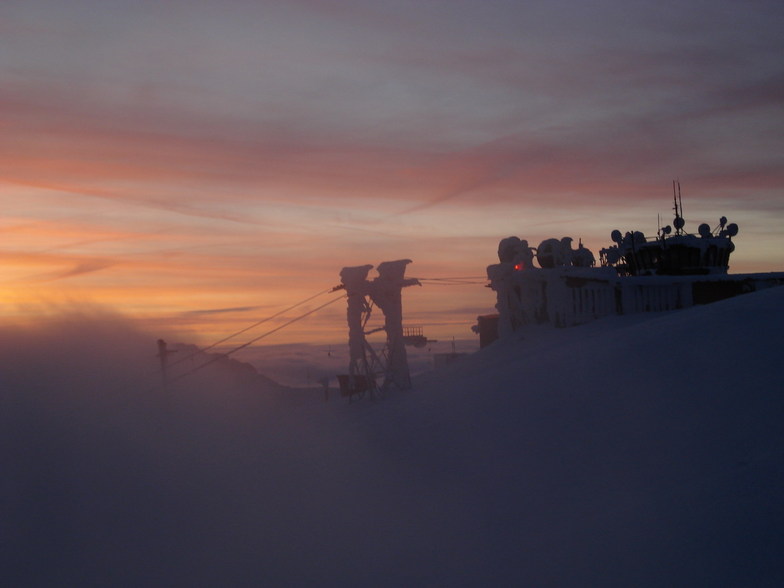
<box><xmin>334</xmin><ymin>259</ymin><xmax>420</xmax><ymax>401</ymax></box>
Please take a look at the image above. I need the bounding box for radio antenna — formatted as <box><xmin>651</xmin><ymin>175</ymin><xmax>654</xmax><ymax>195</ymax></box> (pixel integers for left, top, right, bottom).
<box><xmin>677</xmin><ymin>179</ymin><xmax>683</xmax><ymax>221</ymax></box>
<box><xmin>672</xmin><ymin>179</ymin><xmax>685</xmax><ymax>234</ymax></box>
<box><xmin>672</xmin><ymin>180</ymin><xmax>678</xmax><ymax>216</ymax></box>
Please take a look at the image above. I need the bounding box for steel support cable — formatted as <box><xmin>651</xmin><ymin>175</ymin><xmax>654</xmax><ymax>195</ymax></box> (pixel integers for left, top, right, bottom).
<box><xmin>163</xmin><ymin>292</ymin><xmax>346</xmax><ymax>387</ymax></box>
<box><xmin>167</xmin><ymin>287</ymin><xmax>333</xmax><ymax>369</ymax></box>
<box><xmin>414</xmin><ymin>276</ymin><xmax>486</xmax><ymax>280</ymax></box>
<box><xmin>418</xmin><ymin>281</ymin><xmax>486</xmax><ymax>286</ymax></box>
<box><xmin>414</xmin><ymin>276</ymin><xmax>487</xmax><ymax>286</ymax></box>
<box><xmin>414</xmin><ymin>276</ymin><xmax>486</xmax><ymax>281</ymax></box>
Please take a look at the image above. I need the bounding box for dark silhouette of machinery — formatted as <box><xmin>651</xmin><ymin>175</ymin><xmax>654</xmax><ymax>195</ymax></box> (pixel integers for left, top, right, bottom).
<box><xmin>335</xmin><ymin>259</ymin><xmax>420</xmax><ymax>400</ymax></box>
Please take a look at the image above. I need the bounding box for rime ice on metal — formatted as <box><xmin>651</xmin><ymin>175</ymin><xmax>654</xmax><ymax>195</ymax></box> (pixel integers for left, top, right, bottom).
<box><xmin>339</xmin><ymin>264</ymin><xmax>374</xmax><ymax>384</ymax></box>
<box><xmin>369</xmin><ymin>260</ymin><xmax>421</xmax><ymax>391</ymax></box>
<box><xmin>484</xmin><ymin>190</ymin><xmax>777</xmax><ymax>340</ymax></box>
<box><xmin>338</xmin><ymin>259</ymin><xmax>420</xmax><ymax>397</ymax></box>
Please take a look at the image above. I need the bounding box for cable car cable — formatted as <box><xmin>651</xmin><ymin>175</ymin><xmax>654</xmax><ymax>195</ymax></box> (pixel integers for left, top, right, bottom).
<box><xmin>167</xmin><ymin>287</ymin><xmax>333</xmax><ymax>369</ymax></box>
<box><xmin>163</xmin><ymin>292</ymin><xmax>345</xmax><ymax>387</ymax></box>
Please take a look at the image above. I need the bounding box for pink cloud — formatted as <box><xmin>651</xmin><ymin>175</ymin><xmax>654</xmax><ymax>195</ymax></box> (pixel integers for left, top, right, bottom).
<box><xmin>2</xmin><ymin>0</ymin><xmax>782</xmax><ymax>344</ymax></box>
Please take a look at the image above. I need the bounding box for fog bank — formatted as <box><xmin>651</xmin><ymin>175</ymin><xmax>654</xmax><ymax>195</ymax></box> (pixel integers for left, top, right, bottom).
<box><xmin>3</xmin><ymin>289</ymin><xmax>783</xmax><ymax>585</ymax></box>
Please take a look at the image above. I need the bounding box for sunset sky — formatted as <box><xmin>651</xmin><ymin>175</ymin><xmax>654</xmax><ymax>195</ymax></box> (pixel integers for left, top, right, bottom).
<box><xmin>2</xmin><ymin>0</ymin><xmax>783</xmax><ymax>346</ymax></box>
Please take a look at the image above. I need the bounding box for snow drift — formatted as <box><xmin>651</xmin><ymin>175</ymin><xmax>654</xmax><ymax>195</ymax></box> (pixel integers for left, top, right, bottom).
<box><xmin>2</xmin><ymin>289</ymin><xmax>783</xmax><ymax>586</ymax></box>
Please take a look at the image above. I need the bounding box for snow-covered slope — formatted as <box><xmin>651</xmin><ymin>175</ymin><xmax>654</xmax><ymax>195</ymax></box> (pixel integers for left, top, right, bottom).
<box><xmin>3</xmin><ymin>289</ymin><xmax>783</xmax><ymax>586</ymax></box>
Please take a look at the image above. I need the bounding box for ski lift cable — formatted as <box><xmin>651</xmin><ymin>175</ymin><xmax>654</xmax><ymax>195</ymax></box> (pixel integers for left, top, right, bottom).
<box><xmin>167</xmin><ymin>287</ymin><xmax>334</xmax><ymax>369</ymax></box>
<box><xmin>157</xmin><ymin>274</ymin><xmax>486</xmax><ymax>388</ymax></box>
<box><xmin>414</xmin><ymin>276</ymin><xmax>486</xmax><ymax>282</ymax></box>
<box><xmin>414</xmin><ymin>276</ymin><xmax>487</xmax><ymax>286</ymax></box>
<box><xmin>173</xmin><ymin>275</ymin><xmax>479</xmax><ymax>368</ymax></box>
<box><xmin>415</xmin><ymin>276</ymin><xmax>486</xmax><ymax>280</ymax></box>
<box><xmin>163</xmin><ymin>292</ymin><xmax>346</xmax><ymax>387</ymax></box>
<box><xmin>226</xmin><ymin>293</ymin><xmax>345</xmax><ymax>354</ymax></box>
<box><xmin>418</xmin><ymin>281</ymin><xmax>486</xmax><ymax>286</ymax></box>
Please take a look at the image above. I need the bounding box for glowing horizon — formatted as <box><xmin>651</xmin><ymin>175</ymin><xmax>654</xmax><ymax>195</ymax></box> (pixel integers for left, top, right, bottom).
<box><xmin>2</xmin><ymin>0</ymin><xmax>783</xmax><ymax>346</ymax></box>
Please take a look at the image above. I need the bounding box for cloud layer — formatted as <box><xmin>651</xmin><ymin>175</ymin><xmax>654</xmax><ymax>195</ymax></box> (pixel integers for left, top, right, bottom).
<box><xmin>2</xmin><ymin>0</ymin><xmax>783</xmax><ymax>341</ymax></box>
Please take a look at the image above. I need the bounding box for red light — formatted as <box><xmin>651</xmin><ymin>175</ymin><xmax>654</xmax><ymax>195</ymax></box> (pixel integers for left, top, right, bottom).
<box><xmin>514</xmin><ymin>264</ymin><xmax>523</xmax><ymax>270</ymax></box>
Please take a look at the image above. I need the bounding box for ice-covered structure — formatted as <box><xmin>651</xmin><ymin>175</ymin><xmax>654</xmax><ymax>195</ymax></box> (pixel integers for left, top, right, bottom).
<box><xmin>487</xmin><ymin>239</ymin><xmax>613</xmax><ymax>337</ymax></box>
<box><xmin>599</xmin><ymin>193</ymin><xmax>738</xmax><ymax>277</ymax></box>
<box><xmin>337</xmin><ymin>260</ymin><xmax>420</xmax><ymax>398</ymax></box>
<box><xmin>338</xmin><ymin>264</ymin><xmax>377</xmax><ymax>395</ymax></box>
<box><xmin>484</xmin><ymin>198</ymin><xmax>784</xmax><ymax>344</ymax></box>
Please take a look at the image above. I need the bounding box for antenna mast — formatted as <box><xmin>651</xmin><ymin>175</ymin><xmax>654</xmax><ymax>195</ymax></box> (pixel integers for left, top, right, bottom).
<box><xmin>672</xmin><ymin>179</ymin><xmax>685</xmax><ymax>235</ymax></box>
<box><xmin>678</xmin><ymin>180</ymin><xmax>683</xmax><ymax>218</ymax></box>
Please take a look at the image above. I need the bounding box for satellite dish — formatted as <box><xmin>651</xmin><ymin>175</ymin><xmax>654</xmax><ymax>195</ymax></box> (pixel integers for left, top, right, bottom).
<box><xmin>727</xmin><ymin>223</ymin><xmax>739</xmax><ymax>237</ymax></box>
<box><xmin>673</xmin><ymin>217</ymin><xmax>685</xmax><ymax>230</ymax></box>
<box><xmin>611</xmin><ymin>230</ymin><xmax>622</xmax><ymax>244</ymax></box>
<box><xmin>663</xmin><ymin>225</ymin><xmax>672</xmax><ymax>235</ymax></box>
<box><xmin>698</xmin><ymin>223</ymin><xmax>711</xmax><ymax>238</ymax></box>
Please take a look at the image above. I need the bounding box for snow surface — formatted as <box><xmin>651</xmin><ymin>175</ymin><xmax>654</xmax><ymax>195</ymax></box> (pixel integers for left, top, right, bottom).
<box><xmin>2</xmin><ymin>289</ymin><xmax>783</xmax><ymax>586</ymax></box>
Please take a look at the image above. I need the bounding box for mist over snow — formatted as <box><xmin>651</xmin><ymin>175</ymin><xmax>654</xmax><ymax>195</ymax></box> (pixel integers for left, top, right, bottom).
<box><xmin>233</xmin><ymin>338</ymin><xmax>478</xmax><ymax>388</ymax></box>
<box><xmin>3</xmin><ymin>288</ymin><xmax>784</xmax><ymax>586</ymax></box>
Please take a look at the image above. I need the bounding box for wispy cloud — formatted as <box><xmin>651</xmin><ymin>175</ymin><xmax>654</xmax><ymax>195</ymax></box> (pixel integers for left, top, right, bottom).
<box><xmin>5</xmin><ymin>178</ymin><xmax>267</xmax><ymax>226</ymax></box>
<box><xmin>1</xmin><ymin>0</ymin><xmax>783</xmax><ymax>342</ymax></box>
<box><xmin>38</xmin><ymin>261</ymin><xmax>116</xmax><ymax>282</ymax></box>
<box><xmin>181</xmin><ymin>305</ymin><xmax>267</xmax><ymax>317</ymax></box>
